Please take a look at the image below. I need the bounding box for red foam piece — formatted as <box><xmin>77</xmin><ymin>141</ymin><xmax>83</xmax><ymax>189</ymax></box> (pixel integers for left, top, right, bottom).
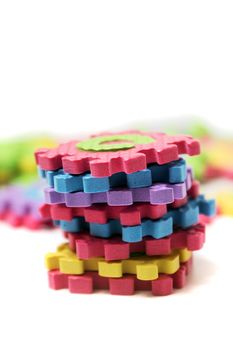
<box><xmin>40</xmin><ymin>202</ymin><xmax>167</xmax><ymax>226</ymax></box>
<box><xmin>69</xmin><ymin>275</ymin><xmax>94</xmax><ymax>294</ymax></box>
<box><xmin>171</xmin><ymin>197</ymin><xmax>188</xmax><ymax>208</ymax></box>
<box><xmin>35</xmin><ymin>131</ymin><xmax>200</xmax><ymax>176</ymax></box>
<box><xmin>205</xmin><ymin>165</ymin><xmax>233</xmax><ymax>181</ymax></box>
<box><xmin>199</xmin><ymin>214</ymin><xmax>215</xmax><ymax>225</ymax></box>
<box><xmin>65</xmin><ymin>223</ymin><xmax>205</xmax><ymax>261</ymax></box>
<box><xmin>48</xmin><ymin>259</ymin><xmax>192</xmax><ymax>296</ymax></box>
<box><xmin>187</xmin><ymin>180</ymin><xmax>200</xmax><ymax>199</ymax></box>
<box><xmin>48</xmin><ymin>271</ymin><xmax>68</xmax><ymax>290</ymax></box>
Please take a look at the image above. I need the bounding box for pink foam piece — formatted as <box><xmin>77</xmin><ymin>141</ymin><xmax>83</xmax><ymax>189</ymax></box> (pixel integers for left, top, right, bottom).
<box><xmin>35</xmin><ymin>131</ymin><xmax>200</xmax><ymax>176</ymax></box>
<box><xmin>65</xmin><ymin>223</ymin><xmax>205</xmax><ymax>261</ymax></box>
<box><xmin>48</xmin><ymin>270</ymin><xmax>68</xmax><ymax>290</ymax></box>
<box><xmin>151</xmin><ymin>275</ymin><xmax>173</xmax><ymax>296</ymax></box>
<box><xmin>69</xmin><ymin>275</ymin><xmax>93</xmax><ymax>294</ymax></box>
<box><xmin>109</xmin><ymin>276</ymin><xmax>135</xmax><ymax>295</ymax></box>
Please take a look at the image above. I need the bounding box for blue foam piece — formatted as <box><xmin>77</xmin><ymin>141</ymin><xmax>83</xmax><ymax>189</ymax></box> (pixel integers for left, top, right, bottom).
<box><xmin>55</xmin><ymin>173</ymin><xmax>84</xmax><ymax>193</ymax></box>
<box><xmin>126</xmin><ymin>169</ymin><xmax>152</xmax><ymax>188</ymax></box>
<box><xmin>194</xmin><ymin>194</ymin><xmax>216</xmax><ymax>216</ymax></box>
<box><xmin>121</xmin><ymin>216</ymin><xmax>173</xmax><ymax>242</ymax></box>
<box><xmin>83</xmin><ymin>174</ymin><xmax>110</xmax><ymax>193</ymax></box>
<box><xmin>46</xmin><ymin>169</ymin><xmax>64</xmax><ymax>187</ymax></box>
<box><xmin>39</xmin><ymin>158</ymin><xmax>187</xmax><ymax>194</ymax></box>
<box><xmin>54</xmin><ymin>216</ymin><xmax>173</xmax><ymax>242</ymax></box>
<box><xmin>149</xmin><ymin>159</ymin><xmax>187</xmax><ymax>183</ymax></box>
<box><xmin>54</xmin><ymin>217</ymin><xmax>88</xmax><ymax>232</ymax></box>
<box><xmin>53</xmin><ymin>195</ymin><xmax>215</xmax><ymax>243</ymax></box>
<box><xmin>38</xmin><ymin>167</ymin><xmax>46</xmax><ymax>179</ymax></box>
<box><xmin>167</xmin><ymin>201</ymin><xmax>199</xmax><ymax>228</ymax></box>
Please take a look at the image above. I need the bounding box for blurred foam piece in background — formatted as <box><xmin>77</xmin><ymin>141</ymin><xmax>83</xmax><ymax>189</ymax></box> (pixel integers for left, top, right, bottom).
<box><xmin>0</xmin><ymin>135</ymin><xmax>57</xmax><ymax>229</ymax></box>
<box><xmin>0</xmin><ymin>135</ymin><xmax>57</xmax><ymax>185</ymax></box>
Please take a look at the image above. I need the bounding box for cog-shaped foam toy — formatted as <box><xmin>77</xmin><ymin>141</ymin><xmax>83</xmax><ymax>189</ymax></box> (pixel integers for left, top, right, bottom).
<box><xmin>65</xmin><ymin>223</ymin><xmax>205</xmax><ymax>261</ymax></box>
<box><xmin>48</xmin><ymin>259</ymin><xmax>192</xmax><ymax>295</ymax></box>
<box><xmin>39</xmin><ymin>158</ymin><xmax>187</xmax><ymax>193</ymax></box>
<box><xmin>35</xmin><ymin>131</ymin><xmax>200</xmax><ymax>177</ymax></box>
<box><xmin>44</xmin><ymin>179</ymin><xmax>190</xmax><ymax>207</ymax></box>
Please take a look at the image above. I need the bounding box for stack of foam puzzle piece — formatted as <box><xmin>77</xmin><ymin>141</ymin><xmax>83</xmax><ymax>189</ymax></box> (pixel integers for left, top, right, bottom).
<box><xmin>36</xmin><ymin>131</ymin><xmax>216</xmax><ymax>296</ymax></box>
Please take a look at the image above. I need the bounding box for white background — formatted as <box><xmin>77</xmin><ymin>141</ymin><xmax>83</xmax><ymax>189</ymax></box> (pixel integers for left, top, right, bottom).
<box><xmin>0</xmin><ymin>1</ymin><xmax>233</xmax><ymax>138</ymax></box>
<box><xmin>0</xmin><ymin>1</ymin><xmax>233</xmax><ymax>350</ymax></box>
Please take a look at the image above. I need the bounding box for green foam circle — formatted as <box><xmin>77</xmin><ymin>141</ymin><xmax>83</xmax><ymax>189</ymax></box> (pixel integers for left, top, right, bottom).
<box><xmin>77</xmin><ymin>134</ymin><xmax>155</xmax><ymax>152</ymax></box>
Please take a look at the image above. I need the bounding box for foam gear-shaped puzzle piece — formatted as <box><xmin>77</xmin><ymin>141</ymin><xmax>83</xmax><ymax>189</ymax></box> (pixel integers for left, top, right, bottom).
<box><xmin>45</xmin><ymin>243</ymin><xmax>191</xmax><ymax>280</ymax></box>
<box><xmin>39</xmin><ymin>158</ymin><xmax>187</xmax><ymax>193</ymax></box>
<box><xmin>35</xmin><ymin>131</ymin><xmax>200</xmax><ymax>176</ymax></box>
<box><xmin>48</xmin><ymin>258</ymin><xmax>192</xmax><ymax>295</ymax></box>
<box><xmin>45</xmin><ymin>182</ymin><xmax>186</xmax><ymax>207</ymax></box>
<box><xmin>55</xmin><ymin>215</ymin><xmax>174</xmax><ymax>241</ymax></box>
<box><xmin>0</xmin><ymin>137</ymin><xmax>56</xmax><ymax>185</ymax></box>
<box><xmin>51</xmin><ymin>196</ymin><xmax>213</xmax><ymax>242</ymax></box>
<box><xmin>0</xmin><ymin>182</ymin><xmax>51</xmax><ymax>229</ymax></box>
<box><xmin>89</xmin><ymin>216</ymin><xmax>174</xmax><ymax>242</ymax></box>
<box><xmin>40</xmin><ymin>180</ymin><xmax>199</xmax><ymax>226</ymax></box>
<box><xmin>65</xmin><ymin>223</ymin><xmax>205</xmax><ymax>261</ymax></box>
<box><xmin>41</xmin><ymin>202</ymin><xmax>168</xmax><ymax>226</ymax></box>
<box><xmin>44</xmin><ymin>169</ymin><xmax>192</xmax><ymax>207</ymax></box>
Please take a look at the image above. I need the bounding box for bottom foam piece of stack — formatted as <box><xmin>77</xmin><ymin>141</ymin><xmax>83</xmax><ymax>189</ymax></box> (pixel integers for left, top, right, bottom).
<box><xmin>45</xmin><ymin>243</ymin><xmax>192</xmax><ymax>296</ymax></box>
<box><xmin>48</xmin><ymin>257</ymin><xmax>192</xmax><ymax>296</ymax></box>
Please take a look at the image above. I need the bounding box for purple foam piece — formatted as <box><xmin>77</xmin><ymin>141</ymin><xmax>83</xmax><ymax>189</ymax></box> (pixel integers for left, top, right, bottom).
<box><xmin>44</xmin><ymin>188</ymin><xmax>65</xmax><ymax>205</ymax></box>
<box><xmin>44</xmin><ymin>170</ymin><xmax>193</xmax><ymax>207</ymax></box>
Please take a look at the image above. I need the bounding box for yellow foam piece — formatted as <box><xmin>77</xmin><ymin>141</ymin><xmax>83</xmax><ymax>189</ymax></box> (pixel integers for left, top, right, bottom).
<box><xmin>207</xmin><ymin>140</ymin><xmax>233</xmax><ymax>167</ymax></box>
<box><xmin>45</xmin><ymin>243</ymin><xmax>192</xmax><ymax>281</ymax></box>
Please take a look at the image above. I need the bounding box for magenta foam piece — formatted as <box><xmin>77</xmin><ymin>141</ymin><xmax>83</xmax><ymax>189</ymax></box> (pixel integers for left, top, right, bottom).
<box><xmin>35</xmin><ymin>131</ymin><xmax>200</xmax><ymax>176</ymax></box>
<box><xmin>66</xmin><ymin>223</ymin><xmax>205</xmax><ymax>260</ymax></box>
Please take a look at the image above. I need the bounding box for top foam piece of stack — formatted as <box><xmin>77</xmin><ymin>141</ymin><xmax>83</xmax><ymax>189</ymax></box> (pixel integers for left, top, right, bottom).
<box><xmin>35</xmin><ymin>131</ymin><xmax>200</xmax><ymax>177</ymax></box>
